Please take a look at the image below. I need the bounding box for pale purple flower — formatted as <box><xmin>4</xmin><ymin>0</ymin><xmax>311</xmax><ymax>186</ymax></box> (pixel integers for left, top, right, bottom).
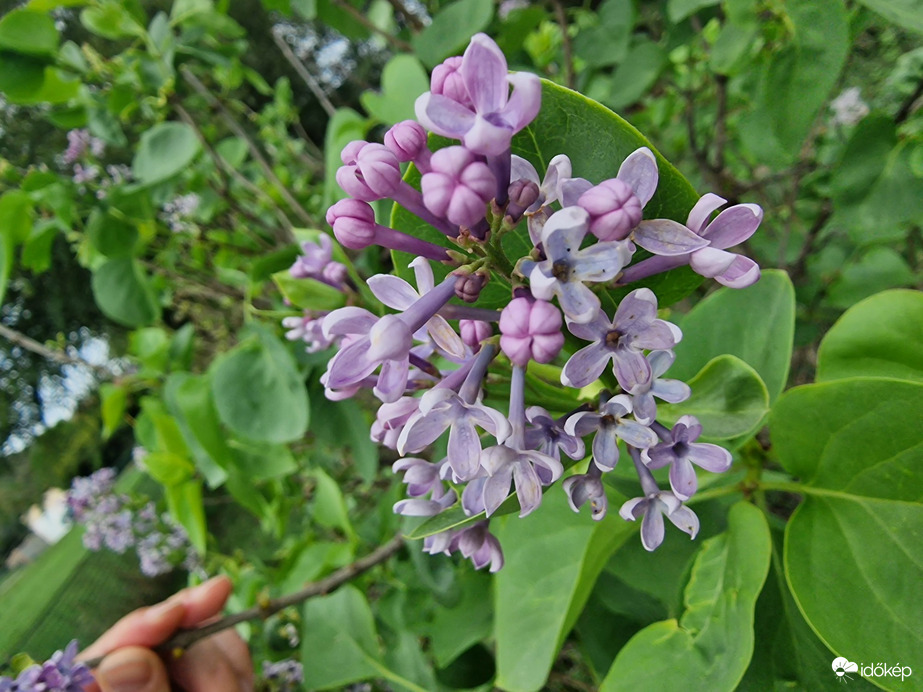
<box><xmin>460</xmin><ymin>319</ymin><xmax>492</xmax><ymax>350</ymax></box>
<box><xmin>430</xmin><ymin>56</ymin><xmax>471</xmax><ymax>108</ymax></box>
<box><xmin>72</xmin><ymin>163</ymin><xmax>99</xmax><ymax>185</ymax></box>
<box><xmin>0</xmin><ymin>641</ymin><xmax>94</xmax><ymax>692</ymax></box>
<box><xmin>421</xmin><ymin>146</ymin><xmax>496</xmax><ymax>228</ymax></box>
<box><xmin>564</xmin><ymin>394</ymin><xmax>658</xmax><ymax>471</ymax></box>
<box><xmin>282</xmin><ymin>312</ymin><xmax>335</xmax><ymax>353</ymax></box>
<box><xmin>643</xmin><ymin>416</ymin><xmax>733</xmax><ymax>501</ymax></box>
<box><xmin>425</xmin><ymin>521</ymin><xmax>504</xmax><ymax>572</ymax></box>
<box><xmin>519</xmin><ymin>207</ymin><xmax>633</xmax><ymax>323</ymax></box>
<box><xmin>509</xmin><ymin>154</ymin><xmax>571</xmax><ymax>242</ymax></box>
<box><xmin>289</xmin><ymin>234</ymin><xmax>348</xmax><ymax>290</ymax></box>
<box><xmin>629</xmin><ymin>350</ymin><xmax>691</xmax><ymax>425</ymax></box>
<box><xmin>415</xmin><ymin>33</ymin><xmax>541</xmax><ymax>156</ymax></box>
<box><xmin>620</xmin><ymin>448</ymin><xmax>699</xmax><ymax>551</ymax></box>
<box><xmin>577</xmin><ymin>178</ymin><xmax>643</xmax><ymax>241</ymax></box>
<box><xmin>262</xmin><ymin>659</ymin><xmax>304</xmax><ymax>691</ymax></box>
<box><xmin>563</xmin><ymin>464</ymin><xmax>608</xmax><ymax>520</ymax></box>
<box><xmin>524</xmin><ymin>406</ymin><xmax>585</xmax><ymax>461</ymax></box>
<box><xmin>498</xmin><ymin>296</ymin><xmax>564</xmax><ymax>367</ymax></box>
<box><xmin>384</xmin><ymin>119</ymin><xmax>432</xmax><ymax>172</ymax></box>
<box><xmin>561</xmin><ymin>289</ymin><xmax>681</xmax><ymax>391</ymax></box>
<box><xmin>67</xmin><ymin>467</ymin><xmax>116</xmax><ymax>520</ymax></box>
<box><xmin>392</xmin><ymin>457</ymin><xmax>457</xmax><ymax>516</ymax></box>
<box><xmin>326</xmin><ymin>198</ymin><xmax>450</xmax><ymax>261</ymax></box>
<box><xmin>371</xmin><ymin>396</ymin><xmax>420</xmax><ymax>449</ymax></box>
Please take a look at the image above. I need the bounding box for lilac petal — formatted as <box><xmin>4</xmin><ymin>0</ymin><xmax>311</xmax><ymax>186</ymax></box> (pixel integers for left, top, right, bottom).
<box><xmin>572</xmin><ymin>241</ymin><xmax>634</xmax><ymax>281</ymax></box>
<box><xmin>410</xmin><ymin>256</ymin><xmax>436</xmax><ymax>293</ymax></box>
<box><xmin>616</xmin><ymin>420</ymin><xmax>659</xmax><ymax>449</ymax></box>
<box><xmin>418</xmin><ymin>387</ymin><xmax>456</xmax><ymax>414</ymax></box>
<box><xmin>688</xmin><ymin>442</ymin><xmax>733</xmax><ymax>472</ymax></box>
<box><xmin>557</xmin><ymin>281</ymin><xmax>601</xmax><ymax>324</ymax></box>
<box><xmin>398</xmin><ymin>409</ymin><xmax>451</xmax><ymax>454</ymax></box>
<box><xmin>666</xmin><ymin>504</ymin><xmax>699</xmax><ymax>539</ymax></box>
<box><xmin>486</xmin><ymin>535</ymin><xmax>504</xmax><ymax>572</ymax></box>
<box><xmin>631</xmin><ymin>320</ymin><xmax>678</xmax><ymax>350</ymax></box>
<box><xmin>367</xmin><ymin>274</ymin><xmax>419</xmax><ymax>310</ymax></box>
<box><xmin>511</xmin><ymin>155</ymin><xmax>540</xmax><ymax>186</ymax></box>
<box><xmin>558</xmin><ymin>433</ymin><xmax>585</xmax><ymax>460</ymax></box>
<box><xmin>415</xmin><ymin>93</ymin><xmax>476</xmax><ymax>138</ymax></box>
<box><xmin>461</xmin><ymin>33</ymin><xmax>508</xmax><ymax>113</ymax></box>
<box><xmin>676</xmin><ymin>415</ymin><xmax>703</xmax><ymax>440</ymax></box>
<box><xmin>715</xmin><ymin>254</ymin><xmax>760</xmax><ymax>288</ymax></box>
<box><xmin>619</xmin><ymin>496</ymin><xmax>646</xmax><ymax>521</ymax></box>
<box><xmin>614</xmin><ymin>349</ymin><xmax>652</xmax><ymax>391</ymax></box>
<box><xmin>564</xmin><ymin>411</ymin><xmax>602</xmax><ymax>438</ymax></box>
<box><xmin>469</xmin><ymin>404</ymin><xmax>512</xmax><ymax>442</ymax></box>
<box><xmin>686</xmin><ymin>192</ymin><xmax>727</xmax><ymax>234</ymax></box>
<box><xmin>617</xmin><ymin>147</ymin><xmax>658</xmax><ymax>207</ymax></box>
<box><xmin>512</xmin><ymin>462</ymin><xmax>543</xmax><ymax>517</ymax></box>
<box><xmin>701</xmin><ymin>203</ymin><xmax>763</xmax><ymax>248</ymax></box>
<box><xmin>559</xmin><ymin>177</ymin><xmax>593</xmax><ymax>207</ymax></box>
<box><xmin>562</xmin><ymin>476</ymin><xmax>585</xmax><ymax>512</ymax></box>
<box><xmin>651</xmin><ymin>378</ymin><xmax>691</xmax><ymax>403</ymax></box>
<box><xmin>394</xmin><ymin>493</ymin><xmax>456</xmax><ymax>516</ymax></box>
<box><xmin>325</xmin><ymin>340</ymin><xmax>377</xmax><ymax>387</ymax></box>
<box><xmin>527</xmin><ymin>450</ymin><xmax>564</xmax><ymax>484</ymax></box>
<box><xmin>541</xmin><ymin>155</ymin><xmax>572</xmax><ymax>204</ymax></box>
<box><xmin>542</xmin><ymin>206</ymin><xmax>590</xmax><ymax>256</ymax></box>
<box><xmin>526</xmin><ymin>263</ymin><xmax>558</xmax><ymax>301</ymax></box>
<box><xmin>632</xmin><ymin>392</ymin><xmax>657</xmax><ymax>426</ymax></box>
<box><xmin>427</xmin><ymin>315</ymin><xmax>467</xmax><ymax>358</ymax></box>
<box><xmin>690</xmin><ymin>246</ymin><xmax>737</xmax><ymax>278</ymax></box>
<box><xmin>640</xmin><ymin>503</ymin><xmax>666</xmax><ymax>550</ymax></box>
<box><xmin>483</xmin><ymin>465</ymin><xmax>513</xmax><ymax>516</ymax></box>
<box><xmin>561</xmin><ymin>341</ymin><xmax>612</xmax><ymax>388</ymax></box>
<box><xmin>614</xmin><ymin>288</ymin><xmax>658</xmax><ymax>333</ymax></box>
<box><xmin>323</xmin><ymin>307</ymin><xmax>377</xmax><ymax>338</ymax></box>
<box><xmin>592</xmin><ymin>428</ymin><xmax>620</xmax><ymax>471</ymax></box>
<box><xmin>644</xmin><ymin>444</ymin><xmax>675</xmax><ymax>469</ymax></box>
<box><xmin>501</xmin><ymin>72</ymin><xmax>542</xmax><ymax>130</ymax></box>
<box><xmin>447</xmin><ymin>418</ymin><xmax>483</xmax><ymax>481</ymax></box>
<box><xmin>633</xmin><ymin>219</ymin><xmax>710</xmax><ymax>256</ymax></box>
<box><xmin>565</xmin><ymin>311</ymin><xmax>609</xmax><ymax>341</ymax></box>
<box><xmin>480</xmin><ymin>444</ymin><xmax>513</xmax><ymax>475</ymax></box>
<box><xmin>462</xmin><ymin>477</ymin><xmax>488</xmax><ymax>515</ymax></box>
<box><xmin>464</xmin><ymin>115</ymin><xmax>514</xmax><ymax>156</ymax></box>
<box><xmin>648</xmin><ymin>349</ymin><xmax>676</xmax><ymax>378</ymax></box>
<box><xmin>374</xmin><ymin>357</ymin><xmax>410</xmax><ymax>402</ymax></box>
<box><xmin>669</xmin><ymin>456</ymin><xmax>697</xmax><ymax>501</ymax></box>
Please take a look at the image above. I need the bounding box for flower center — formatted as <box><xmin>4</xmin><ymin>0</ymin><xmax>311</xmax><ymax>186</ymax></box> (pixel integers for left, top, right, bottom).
<box><xmin>552</xmin><ymin>260</ymin><xmax>571</xmax><ymax>281</ymax></box>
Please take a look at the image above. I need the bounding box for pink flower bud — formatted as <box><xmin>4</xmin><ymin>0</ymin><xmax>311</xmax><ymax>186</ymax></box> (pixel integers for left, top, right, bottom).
<box><xmin>460</xmin><ymin>320</ymin><xmax>492</xmax><ymax>350</ymax></box>
<box><xmin>385</xmin><ymin>121</ymin><xmax>428</xmax><ymax>162</ymax></box>
<box><xmin>341</xmin><ymin>140</ymin><xmax>367</xmax><ymax>165</ymax></box>
<box><xmin>499</xmin><ymin>297</ymin><xmax>564</xmax><ymax>367</ymax></box>
<box><xmin>578</xmin><ymin>178</ymin><xmax>643</xmax><ymax>241</ymax></box>
<box><xmin>327</xmin><ymin>199</ymin><xmax>377</xmax><ymax>249</ymax></box>
<box><xmin>336</xmin><ymin>144</ymin><xmax>401</xmax><ymax>201</ymax></box>
<box><xmin>421</xmin><ymin>147</ymin><xmax>496</xmax><ymax>228</ymax></box>
<box><xmin>431</xmin><ymin>56</ymin><xmax>471</xmax><ymax>107</ymax></box>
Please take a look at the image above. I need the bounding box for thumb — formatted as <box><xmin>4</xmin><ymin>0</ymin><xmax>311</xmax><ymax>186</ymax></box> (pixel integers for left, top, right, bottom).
<box><xmin>96</xmin><ymin>646</ymin><xmax>170</xmax><ymax>692</ymax></box>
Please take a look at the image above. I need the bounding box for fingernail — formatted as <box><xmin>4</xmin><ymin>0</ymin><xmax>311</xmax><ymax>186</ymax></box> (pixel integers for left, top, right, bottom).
<box><xmin>142</xmin><ymin>600</ymin><xmax>182</xmax><ymax>623</ymax></box>
<box><xmin>100</xmin><ymin>657</ymin><xmax>152</xmax><ymax>692</ymax></box>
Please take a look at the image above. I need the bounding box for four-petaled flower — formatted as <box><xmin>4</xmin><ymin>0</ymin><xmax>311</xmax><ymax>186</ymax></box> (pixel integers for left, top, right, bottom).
<box><xmin>644</xmin><ymin>415</ymin><xmax>733</xmax><ymax>500</ymax></box>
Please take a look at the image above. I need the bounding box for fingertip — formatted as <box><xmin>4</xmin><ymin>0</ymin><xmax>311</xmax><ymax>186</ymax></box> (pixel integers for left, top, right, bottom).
<box><xmin>97</xmin><ymin>646</ymin><xmax>170</xmax><ymax>692</ymax></box>
<box><xmin>179</xmin><ymin>575</ymin><xmax>233</xmax><ymax>627</ymax></box>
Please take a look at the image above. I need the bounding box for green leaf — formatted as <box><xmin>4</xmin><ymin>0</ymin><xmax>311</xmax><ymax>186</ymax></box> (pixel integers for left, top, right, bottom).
<box><xmin>771</xmin><ymin>378</ymin><xmax>923</xmax><ymax>690</ymax></box>
<box><xmin>670</xmin><ymin>269</ymin><xmax>795</xmax><ymax>402</ymax></box>
<box><xmin>90</xmin><ymin>258</ymin><xmax>160</xmax><ymax>327</ymax></box>
<box><xmin>411</xmin><ymin>0</ymin><xmax>494</xmax><ymax>68</ymax></box>
<box><xmin>573</xmin><ymin>0</ymin><xmax>634</xmax><ymax>68</ymax></box>
<box><xmin>739</xmin><ymin>0</ymin><xmax>848</xmax><ymax>166</ymax></box>
<box><xmin>80</xmin><ymin>1</ymin><xmax>145</xmax><ymax>39</ymax></box>
<box><xmin>494</xmin><ymin>489</ymin><xmax>634</xmax><ymax>692</ymax></box>
<box><xmin>360</xmin><ymin>54</ymin><xmax>429</xmax><ymax>126</ymax></box>
<box><xmin>131</xmin><ymin>121</ymin><xmax>201</xmax><ymax>185</ymax></box>
<box><xmin>428</xmin><ymin>570</ymin><xmax>493</xmax><ymax>667</ymax></box>
<box><xmin>86</xmin><ymin>208</ymin><xmax>138</xmax><ymax>258</ymax></box>
<box><xmin>826</xmin><ymin>247</ymin><xmax>915</xmax><ymax>310</ymax></box>
<box><xmin>308</xmin><ymin>385</ymin><xmax>379</xmax><ymax>482</ymax></box>
<box><xmin>667</xmin><ymin>0</ymin><xmax>720</xmax><ymax>22</ymax></box>
<box><xmin>21</xmin><ymin>220</ymin><xmax>59</xmax><ymax>273</ymax></box>
<box><xmin>600</xmin><ymin>502</ymin><xmax>771</xmax><ymax>692</ymax></box>
<box><xmin>144</xmin><ymin>451</ymin><xmax>195</xmax><ymax>486</ymax></box>
<box><xmin>165</xmin><ymin>478</ymin><xmax>207</xmax><ymax>554</ymax></box>
<box><xmin>100</xmin><ymin>382</ymin><xmax>129</xmax><ymax>440</ymax></box>
<box><xmin>817</xmin><ymin>289</ymin><xmax>923</xmax><ymax>384</ymax></box>
<box><xmin>604</xmin><ymin>39</ymin><xmax>667</xmax><ymax>110</ymax></box>
<box><xmin>310</xmin><ymin>468</ymin><xmax>357</xmax><ymax>540</ymax></box>
<box><xmin>0</xmin><ymin>54</ymin><xmax>76</xmax><ymax>104</ymax></box>
<box><xmin>657</xmin><ymin>355</ymin><xmax>770</xmax><ymax>440</ymax></box>
<box><xmin>0</xmin><ymin>8</ymin><xmax>59</xmax><ymax>57</ymax></box>
<box><xmin>164</xmin><ymin>372</ymin><xmax>231</xmax><ymax>488</ymax></box>
<box><xmin>227</xmin><ymin>438</ymin><xmax>298</xmax><ymax>481</ymax></box>
<box><xmin>829</xmin><ymin>114</ymin><xmax>897</xmax><ymax>217</ymax></box>
<box><xmin>0</xmin><ymin>190</ymin><xmax>34</xmax><ymax>246</ymax></box>
<box><xmin>855</xmin><ymin>0</ymin><xmax>923</xmax><ymax>34</ymax></box>
<box><xmin>272</xmin><ymin>271</ymin><xmax>347</xmax><ymax>311</ymax></box>
<box><xmin>210</xmin><ymin>326</ymin><xmax>309</xmax><ymax>444</ymax></box>
<box><xmin>301</xmin><ymin>585</ymin><xmax>384</xmax><ymax>689</ymax></box>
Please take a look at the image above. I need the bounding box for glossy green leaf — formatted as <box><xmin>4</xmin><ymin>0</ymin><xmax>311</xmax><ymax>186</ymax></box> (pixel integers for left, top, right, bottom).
<box><xmin>739</xmin><ymin>0</ymin><xmax>848</xmax><ymax>166</ymax></box>
<box><xmin>856</xmin><ymin>0</ymin><xmax>923</xmax><ymax>34</ymax></box>
<box><xmin>272</xmin><ymin>271</ymin><xmax>346</xmax><ymax>311</ymax></box>
<box><xmin>411</xmin><ymin>0</ymin><xmax>494</xmax><ymax>68</ymax></box>
<box><xmin>0</xmin><ymin>55</ymin><xmax>76</xmax><ymax>104</ymax></box>
<box><xmin>573</xmin><ymin>0</ymin><xmax>634</xmax><ymax>68</ymax></box>
<box><xmin>99</xmin><ymin>382</ymin><xmax>128</xmax><ymax>440</ymax></box>
<box><xmin>604</xmin><ymin>39</ymin><xmax>667</xmax><ymax>110</ymax></box>
<box><xmin>144</xmin><ymin>451</ymin><xmax>195</xmax><ymax>486</ymax></box>
<box><xmin>670</xmin><ymin>269</ymin><xmax>795</xmax><ymax>402</ymax></box>
<box><xmin>657</xmin><ymin>355</ymin><xmax>770</xmax><ymax>440</ymax></box>
<box><xmin>360</xmin><ymin>54</ymin><xmax>429</xmax><ymax>125</ymax></box>
<box><xmin>0</xmin><ymin>191</ymin><xmax>34</xmax><ymax>246</ymax></box>
<box><xmin>80</xmin><ymin>1</ymin><xmax>145</xmax><ymax>39</ymax></box>
<box><xmin>310</xmin><ymin>468</ymin><xmax>357</xmax><ymax>541</ymax></box>
<box><xmin>210</xmin><ymin>325</ymin><xmax>309</xmax><ymax>444</ymax></box>
<box><xmin>817</xmin><ymin>289</ymin><xmax>923</xmax><ymax>384</ymax></box>
<box><xmin>87</xmin><ymin>208</ymin><xmax>138</xmax><ymax>258</ymax></box>
<box><xmin>165</xmin><ymin>479</ymin><xmax>207</xmax><ymax>554</ymax></box>
<box><xmin>600</xmin><ymin>502</ymin><xmax>771</xmax><ymax>692</ymax></box>
<box><xmin>829</xmin><ymin>115</ymin><xmax>896</xmax><ymax>217</ymax></box>
<box><xmin>164</xmin><ymin>372</ymin><xmax>231</xmax><ymax>488</ymax></box>
<box><xmin>0</xmin><ymin>8</ymin><xmax>58</xmax><ymax>57</ymax></box>
<box><xmin>227</xmin><ymin>438</ymin><xmax>298</xmax><ymax>481</ymax></box>
<box><xmin>131</xmin><ymin>121</ymin><xmax>201</xmax><ymax>185</ymax></box>
<box><xmin>428</xmin><ymin>570</ymin><xmax>493</xmax><ymax>667</ymax></box>
<box><xmin>494</xmin><ymin>489</ymin><xmax>634</xmax><ymax>692</ymax></box>
<box><xmin>667</xmin><ymin>0</ymin><xmax>720</xmax><ymax>22</ymax></box>
<box><xmin>771</xmin><ymin>378</ymin><xmax>923</xmax><ymax>690</ymax></box>
<box><xmin>90</xmin><ymin>258</ymin><xmax>160</xmax><ymax>327</ymax></box>
<box><xmin>826</xmin><ymin>247</ymin><xmax>915</xmax><ymax>310</ymax></box>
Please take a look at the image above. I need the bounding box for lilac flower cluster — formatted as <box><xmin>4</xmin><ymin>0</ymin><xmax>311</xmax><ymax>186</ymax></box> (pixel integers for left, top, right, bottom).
<box><xmin>67</xmin><ymin>468</ymin><xmax>200</xmax><ymax>577</ymax></box>
<box><xmin>0</xmin><ymin>641</ymin><xmax>94</xmax><ymax>692</ymax></box>
<box><xmin>290</xmin><ymin>34</ymin><xmax>762</xmax><ymax>569</ymax></box>
<box><xmin>262</xmin><ymin>659</ymin><xmax>304</xmax><ymax>691</ymax></box>
<box><xmin>161</xmin><ymin>193</ymin><xmax>201</xmax><ymax>233</ymax></box>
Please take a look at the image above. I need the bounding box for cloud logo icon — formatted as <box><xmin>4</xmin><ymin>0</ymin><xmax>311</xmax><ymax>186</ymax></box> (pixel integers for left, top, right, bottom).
<box><xmin>832</xmin><ymin>657</ymin><xmax>859</xmax><ymax>681</ymax></box>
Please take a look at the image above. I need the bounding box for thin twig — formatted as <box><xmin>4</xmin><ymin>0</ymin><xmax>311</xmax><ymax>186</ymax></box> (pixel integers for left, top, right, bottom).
<box><xmin>0</xmin><ymin>324</ymin><xmax>113</xmax><ymax>377</ymax></box>
<box><xmin>180</xmin><ymin>67</ymin><xmax>314</xmax><ymax>234</ymax></box>
<box><xmin>271</xmin><ymin>31</ymin><xmax>337</xmax><ymax>118</ymax></box>
<box><xmin>551</xmin><ymin>0</ymin><xmax>575</xmax><ymax>90</ymax></box>
<box><xmin>788</xmin><ymin>202</ymin><xmax>832</xmax><ymax>282</ymax></box>
<box><xmin>330</xmin><ymin>0</ymin><xmax>413</xmax><ymax>52</ymax></box>
<box><xmin>83</xmin><ymin>535</ymin><xmax>405</xmax><ymax>670</ymax></box>
<box><xmin>713</xmin><ymin>74</ymin><xmax>728</xmax><ymax>172</ymax></box>
<box><xmin>386</xmin><ymin>0</ymin><xmax>424</xmax><ymax>31</ymax></box>
<box><xmin>896</xmin><ymin>77</ymin><xmax>923</xmax><ymax>124</ymax></box>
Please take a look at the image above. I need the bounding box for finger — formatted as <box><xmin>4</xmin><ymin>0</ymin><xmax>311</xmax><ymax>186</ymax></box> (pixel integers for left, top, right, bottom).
<box><xmin>210</xmin><ymin>629</ymin><xmax>255</xmax><ymax>687</ymax></box>
<box><xmin>96</xmin><ymin>646</ymin><xmax>171</xmax><ymax>692</ymax></box>
<box><xmin>79</xmin><ymin>601</ymin><xmax>186</xmax><ymax>662</ymax></box>
<box><xmin>172</xmin><ymin>575</ymin><xmax>233</xmax><ymax>628</ymax></box>
<box><xmin>170</xmin><ymin>637</ymin><xmax>252</xmax><ymax>692</ymax></box>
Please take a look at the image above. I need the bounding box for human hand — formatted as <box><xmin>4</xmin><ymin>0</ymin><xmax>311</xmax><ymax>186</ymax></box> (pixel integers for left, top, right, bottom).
<box><xmin>78</xmin><ymin>575</ymin><xmax>254</xmax><ymax>692</ymax></box>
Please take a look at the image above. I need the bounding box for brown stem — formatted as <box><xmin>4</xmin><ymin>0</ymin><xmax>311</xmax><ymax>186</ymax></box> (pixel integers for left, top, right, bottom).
<box><xmin>83</xmin><ymin>535</ymin><xmax>405</xmax><ymax>670</ymax></box>
<box><xmin>713</xmin><ymin>73</ymin><xmax>728</xmax><ymax>172</ymax></box>
<box><xmin>0</xmin><ymin>324</ymin><xmax>113</xmax><ymax>376</ymax></box>
<box><xmin>330</xmin><ymin>0</ymin><xmax>413</xmax><ymax>52</ymax></box>
<box><xmin>551</xmin><ymin>0</ymin><xmax>575</xmax><ymax>90</ymax></box>
<box><xmin>270</xmin><ymin>31</ymin><xmax>337</xmax><ymax>118</ymax></box>
<box><xmin>788</xmin><ymin>202</ymin><xmax>832</xmax><ymax>282</ymax></box>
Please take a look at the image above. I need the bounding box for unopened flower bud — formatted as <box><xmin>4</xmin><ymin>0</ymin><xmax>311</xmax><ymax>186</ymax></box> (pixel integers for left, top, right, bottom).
<box><xmin>431</xmin><ymin>56</ymin><xmax>471</xmax><ymax>107</ymax></box>
<box><xmin>499</xmin><ymin>297</ymin><xmax>564</xmax><ymax>366</ymax></box>
<box><xmin>326</xmin><ymin>199</ymin><xmax>377</xmax><ymax>249</ymax></box>
<box><xmin>578</xmin><ymin>178</ymin><xmax>643</xmax><ymax>241</ymax></box>
<box><xmin>460</xmin><ymin>319</ymin><xmax>492</xmax><ymax>350</ymax></box>
<box><xmin>385</xmin><ymin>120</ymin><xmax>428</xmax><ymax>162</ymax></box>
<box><xmin>454</xmin><ymin>271</ymin><xmax>488</xmax><ymax>303</ymax></box>
<box><xmin>340</xmin><ymin>139</ymin><xmax>367</xmax><ymax>165</ymax></box>
<box><xmin>422</xmin><ymin>147</ymin><xmax>496</xmax><ymax>228</ymax></box>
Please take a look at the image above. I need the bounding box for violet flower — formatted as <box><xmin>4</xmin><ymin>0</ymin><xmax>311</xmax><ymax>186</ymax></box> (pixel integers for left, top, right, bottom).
<box><xmin>564</xmin><ymin>394</ymin><xmax>658</xmax><ymax>471</ymax></box>
<box><xmin>384</xmin><ymin>119</ymin><xmax>432</xmax><ymax>172</ymax></box>
<box><xmin>421</xmin><ymin>146</ymin><xmax>497</xmax><ymax>228</ymax></box>
<box><xmin>629</xmin><ymin>350</ymin><xmax>691</xmax><ymax>425</ymax></box>
<box><xmin>620</xmin><ymin>448</ymin><xmax>699</xmax><ymax>551</ymax></box>
<box><xmin>563</xmin><ymin>464</ymin><xmax>608</xmax><ymax>520</ymax></box>
<box><xmin>289</xmin><ymin>234</ymin><xmax>348</xmax><ymax>290</ymax></box>
<box><xmin>509</xmin><ymin>154</ymin><xmax>571</xmax><ymax>242</ymax></box>
<box><xmin>561</xmin><ymin>289</ymin><xmax>681</xmax><ymax>391</ymax></box>
<box><xmin>371</xmin><ymin>396</ymin><xmax>420</xmax><ymax>449</ymax></box>
<box><xmin>0</xmin><ymin>641</ymin><xmax>94</xmax><ymax>692</ymax></box>
<box><xmin>498</xmin><ymin>296</ymin><xmax>565</xmax><ymax>367</ymax></box>
<box><xmin>415</xmin><ymin>33</ymin><xmax>541</xmax><ymax>157</ymax></box>
<box><xmin>518</xmin><ymin>207</ymin><xmax>634</xmax><ymax>324</ymax></box>
<box><xmin>644</xmin><ymin>416</ymin><xmax>733</xmax><ymax>501</ymax></box>
<box><xmin>524</xmin><ymin>406</ymin><xmax>585</xmax><ymax>462</ymax></box>
<box><xmin>392</xmin><ymin>457</ymin><xmax>458</xmax><ymax>516</ymax></box>
<box><xmin>425</xmin><ymin>521</ymin><xmax>504</xmax><ymax>573</ymax></box>
<box><xmin>460</xmin><ymin>319</ymin><xmax>492</xmax><ymax>350</ymax></box>
<box><xmin>282</xmin><ymin>312</ymin><xmax>335</xmax><ymax>354</ymax></box>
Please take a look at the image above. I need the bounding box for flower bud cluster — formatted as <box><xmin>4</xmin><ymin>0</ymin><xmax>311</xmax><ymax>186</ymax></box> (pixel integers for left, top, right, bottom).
<box><xmin>285</xmin><ymin>33</ymin><xmax>764</xmax><ymax>570</ymax></box>
<box><xmin>261</xmin><ymin>659</ymin><xmax>304</xmax><ymax>691</ymax></box>
<box><xmin>0</xmin><ymin>640</ymin><xmax>93</xmax><ymax>692</ymax></box>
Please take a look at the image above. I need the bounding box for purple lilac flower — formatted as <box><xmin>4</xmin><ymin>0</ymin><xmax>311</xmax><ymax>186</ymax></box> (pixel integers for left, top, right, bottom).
<box><xmin>421</xmin><ymin>146</ymin><xmax>497</xmax><ymax>228</ymax></box>
<box><xmin>326</xmin><ymin>198</ymin><xmax>451</xmax><ymax>260</ymax></box>
<box><xmin>524</xmin><ymin>406</ymin><xmax>585</xmax><ymax>462</ymax></box>
<box><xmin>620</xmin><ymin>448</ymin><xmax>699</xmax><ymax>551</ymax></box>
<box><xmin>67</xmin><ymin>467</ymin><xmax>116</xmax><ymax>520</ymax></box>
<box><xmin>564</xmin><ymin>394</ymin><xmax>658</xmax><ymax>471</ymax></box>
<box><xmin>498</xmin><ymin>296</ymin><xmax>565</xmax><ymax>367</ymax></box>
<box><xmin>392</xmin><ymin>457</ymin><xmax>457</xmax><ymax>516</ymax></box>
<box><xmin>509</xmin><ymin>154</ymin><xmax>571</xmax><ymax>243</ymax></box>
<box><xmin>384</xmin><ymin>119</ymin><xmax>432</xmax><ymax>172</ymax></box>
<box><xmin>643</xmin><ymin>416</ymin><xmax>733</xmax><ymax>500</ymax></box>
<box><xmin>563</xmin><ymin>464</ymin><xmax>608</xmax><ymax>521</ymax></box>
<box><xmin>628</xmin><ymin>350</ymin><xmax>691</xmax><ymax>425</ymax></box>
<box><xmin>459</xmin><ymin>319</ymin><xmax>492</xmax><ymax>350</ymax></box>
<box><xmin>371</xmin><ymin>396</ymin><xmax>420</xmax><ymax>449</ymax></box>
<box><xmin>0</xmin><ymin>640</ymin><xmax>94</xmax><ymax>692</ymax></box>
<box><xmin>424</xmin><ymin>520</ymin><xmax>504</xmax><ymax>573</ymax></box>
<box><xmin>262</xmin><ymin>658</ymin><xmax>304</xmax><ymax>691</ymax></box>
<box><xmin>283</xmin><ymin>312</ymin><xmax>336</xmax><ymax>353</ymax></box>
<box><xmin>518</xmin><ymin>207</ymin><xmax>633</xmax><ymax>323</ymax></box>
<box><xmin>415</xmin><ymin>33</ymin><xmax>541</xmax><ymax>157</ymax></box>
<box><xmin>289</xmin><ymin>234</ymin><xmax>348</xmax><ymax>290</ymax></box>
<box><xmin>561</xmin><ymin>289</ymin><xmax>681</xmax><ymax>391</ymax></box>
